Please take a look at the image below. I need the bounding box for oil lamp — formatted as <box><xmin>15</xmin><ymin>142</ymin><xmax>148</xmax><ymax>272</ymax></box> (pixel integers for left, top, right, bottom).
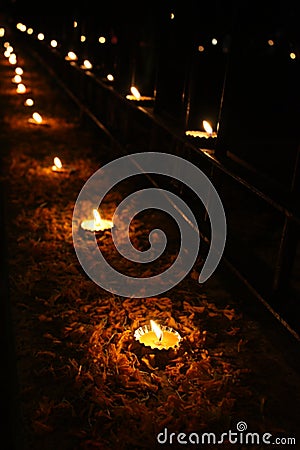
<box><xmin>134</xmin><ymin>320</ymin><xmax>181</xmax><ymax>350</ymax></box>
<box><xmin>126</xmin><ymin>86</ymin><xmax>155</xmax><ymax>104</ymax></box>
<box><xmin>80</xmin><ymin>209</ymin><xmax>113</xmax><ymax>232</ymax></box>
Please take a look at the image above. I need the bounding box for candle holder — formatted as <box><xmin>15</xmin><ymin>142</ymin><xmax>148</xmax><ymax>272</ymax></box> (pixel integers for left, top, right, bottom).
<box><xmin>80</xmin><ymin>209</ymin><xmax>114</xmax><ymax>233</ymax></box>
<box><xmin>134</xmin><ymin>320</ymin><xmax>181</xmax><ymax>351</ymax></box>
<box><xmin>185</xmin><ymin>120</ymin><xmax>217</xmax><ymax>150</ymax></box>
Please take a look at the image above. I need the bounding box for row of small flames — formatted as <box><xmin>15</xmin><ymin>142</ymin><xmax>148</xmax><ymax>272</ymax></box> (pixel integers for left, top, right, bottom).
<box><xmin>1</xmin><ymin>27</ymin><xmax>182</xmax><ymax>350</ymax></box>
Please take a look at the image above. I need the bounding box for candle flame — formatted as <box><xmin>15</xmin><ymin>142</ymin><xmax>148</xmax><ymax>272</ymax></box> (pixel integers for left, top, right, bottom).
<box><xmin>150</xmin><ymin>320</ymin><xmax>163</xmax><ymax>342</ymax></box>
<box><xmin>203</xmin><ymin>120</ymin><xmax>213</xmax><ymax>134</ymax></box>
<box><xmin>93</xmin><ymin>209</ymin><xmax>102</xmax><ymax>227</ymax></box>
<box><xmin>16</xmin><ymin>83</ymin><xmax>26</xmax><ymax>93</ymax></box>
<box><xmin>130</xmin><ymin>86</ymin><xmax>141</xmax><ymax>100</ymax></box>
<box><xmin>32</xmin><ymin>112</ymin><xmax>43</xmax><ymax>123</ymax></box>
<box><xmin>54</xmin><ymin>157</ymin><xmax>62</xmax><ymax>169</ymax></box>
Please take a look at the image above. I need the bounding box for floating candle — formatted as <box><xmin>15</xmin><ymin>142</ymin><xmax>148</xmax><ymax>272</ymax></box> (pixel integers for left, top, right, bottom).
<box><xmin>134</xmin><ymin>320</ymin><xmax>181</xmax><ymax>350</ymax></box>
<box><xmin>81</xmin><ymin>209</ymin><xmax>113</xmax><ymax>232</ymax></box>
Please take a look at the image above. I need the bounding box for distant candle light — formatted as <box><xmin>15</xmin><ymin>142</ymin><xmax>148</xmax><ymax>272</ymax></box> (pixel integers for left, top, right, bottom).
<box><xmin>130</xmin><ymin>86</ymin><xmax>141</xmax><ymax>99</ymax></box>
<box><xmin>29</xmin><ymin>112</ymin><xmax>43</xmax><ymax>124</ymax></box>
<box><xmin>50</xmin><ymin>40</ymin><xmax>58</xmax><ymax>48</ymax></box>
<box><xmin>98</xmin><ymin>36</ymin><xmax>106</xmax><ymax>44</ymax></box>
<box><xmin>16</xmin><ymin>83</ymin><xmax>26</xmax><ymax>93</ymax></box>
<box><xmin>24</xmin><ymin>98</ymin><xmax>34</xmax><ymax>106</ymax></box>
<box><xmin>82</xmin><ymin>59</ymin><xmax>93</xmax><ymax>70</ymax></box>
<box><xmin>12</xmin><ymin>74</ymin><xmax>22</xmax><ymax>84</ymax></box>
<box><xmin>65</xmin><ymin>51</ymin><xmax>78</xmax><ymax>61</ymax></box>
<box><xmin>37</xmin><ymin>33</ymin><xmax>44</xmax><ymax>41</ymax></box>
<box><xmin>8</xmin><ymin>54</ymin><xmax>17</xmax><ymax>64</ymax></box>
<box><xmin>15</xmin><ymin>67</ymin><xmax>23</xmax><ymax>75</ymax></box>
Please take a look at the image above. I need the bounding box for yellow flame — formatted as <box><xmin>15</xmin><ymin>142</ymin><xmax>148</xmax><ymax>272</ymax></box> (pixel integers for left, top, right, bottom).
<box><xmin>130</xmin><ymin>86</ymin><xmax>141</xmax><ymax>100</ymax></box>
<box><xmin>83</xmin><ymin>59</ymin><xmax>92</xmax><ymax>69</ymax></box>
<box><xmin>150</xmin><ymin>320</ymin><xmax>163</xmax><ymax>341</ymax></box>
<box><xmin>12</xmin><ymin>74</ymin><xmax>22</xmax><ymax>83</ymax></box>
<box><xmin>15</xmin><ymin>67</ymin><xmax>23</xmax><ymax>75</ymax></box>
<box><xmin>203</xmin><ymin>120</ymin><xmax>213</xmax><ymax>134</ymax></box>
<box><xmin>16</xmin><ymin>83</ymin><xmax>26</xmax><ymax>93</ymax></box>
<box><xmin>24</xmin><ymin>98</ymin><xmax>34</xmax><ymax>106</ymax></box>
<box><xmin>66</xmin><ymin>51</ymin><xmax>77</xmax><ymax>61</ymax></box>
<box><xmin>93</xmin><ymin>209</ymin><xmax>102</xmax><ymax>227</ymax></box>
<box><xmin>54</xmin><ymin>157</ymin><xmax>62</xmax><ymax>169</ymax></box>
<box><xmin>32</xmin><ymin>112</ymin><xmax>42</xmax><ymax>123</ymax></box>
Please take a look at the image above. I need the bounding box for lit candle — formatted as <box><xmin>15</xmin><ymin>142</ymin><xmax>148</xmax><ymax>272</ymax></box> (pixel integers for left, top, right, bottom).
<box><xmin>24</xmin><ymin>98</ymin><xmax>34</xmax><ymax>106</ymax></box>
<box><xmin>125</xmin><ymin>86</ymin><xmax>155</xmax><ymax>103</ymax></box>
<box><xmin>12</xmin><ymin>74</ymin><xmax>22</xmax><ymax>84</ymax></box>
<box><xmin>28</xmin><ymin>112</ymin><xmax>43</xmax><ymax>124</ymax></box>
<box><xmin>185</xmin><ymin>119</ymin><xmax>217</xmax><ymax>139</ymax></box>
<box><xmin>80</xmin><ymin>209</ymin><xmax>113</xmax><ymax>232</ymax></box>
<box><xmin>65</xmin><ymin>51</ymin><xmax>78</xmax><ymax>61</ymax></box>
<box><xmin>80</xmin><ymin>59</ymin><xmax>93</xmax><ymax>70</ymax></box>
<box><xmin>134</xmin><ymin>320</ymin><xmax>181</xmax><ymax>350</ymax></box>
<box><xmin>51</xmin><ymin>157</ymin><xmax>75</xmax><ymax>174</ymax></box>
<box><xmin>16</xmin><ymin>83</ymin><xmax>26</xmax><ymax>93</ymax></box>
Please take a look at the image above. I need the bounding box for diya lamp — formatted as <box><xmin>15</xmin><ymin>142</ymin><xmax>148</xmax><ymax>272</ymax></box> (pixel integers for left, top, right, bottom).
<box><xmin>134</xmin><ymin>320</ymin><xmax>181</xmax><ymax>351</ymax></box>
<box><xmin>185</xmin><ymin>120</ymin><xmax>217</xmax><ymax>150</ymax></box>
<box><xmin>80</xmin><ymin>208</ymin><xmax>114</xmax><ymax>232</ymax></box>
<box><xmin>126</xmin><ymin>86</ymin><xmax>155</xmax><ymax>105</ymax></box>
<box><xmin>51</xmin><ymin>156</ymin><xmax>75</xmax><ymax>174</ymax></box>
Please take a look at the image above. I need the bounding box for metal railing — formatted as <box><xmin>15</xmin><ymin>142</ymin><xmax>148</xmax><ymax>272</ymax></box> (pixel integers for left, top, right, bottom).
<box><xmin>16</xmin><ymin>30</ymin><xmax>300</xmax><ymax>341</ymax></box>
